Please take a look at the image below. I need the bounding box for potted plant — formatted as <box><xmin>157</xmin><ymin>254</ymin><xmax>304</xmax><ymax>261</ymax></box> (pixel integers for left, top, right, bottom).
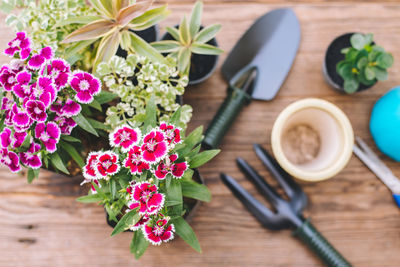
<box><xmin>323</xmin><ymin>32</ymin><xmax>394</xmax><ymax>94</ymax></box>
<box><xmin>77</xmin><ymin>92</ymin><xmax>220</xmax><ymax>258</ymax></box>
<box><xmin>61</xmin><ymin>0</ymin><xmax>170</xmax><ymax>68</ymax></box>
<box><xmin>0</xmin><ymin>32</ymin><xmax>108</xmax><ymax>182</ymax></box>
<box><xmin>152</xmin><ymin>1</ymin><xmax>223</xmax><ymax>85</ymax></box>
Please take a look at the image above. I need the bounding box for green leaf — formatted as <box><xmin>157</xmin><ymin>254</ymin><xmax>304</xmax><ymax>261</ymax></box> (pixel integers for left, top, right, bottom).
<box><xmin>128</xmin><ymin>32</ymin><xmax>167</xmax><ymax>64</ymax></box>
<box><xmin>179</xmin><ymin>16</ymin><xmax>190</xmax><ymax>44</ymax></box>
<box><xmin>87</xmin><ymin>118</ymin><xmax>111</xmax><ymax>131</ymax></box>
<box><xmin>76</xmin><ymin>194</ymin><xmax>103</xmax><ymax>203</ymax></box>
<box><xmin>88</xmin><ymin>99</ymin><xmax>102</xmax><ymax>112</ymax></box>
<box><xmin>189</xmin><ymin>149</ymin><xmax>220</xmax><ymax>168</ymax></box>
<box><xmin>59</xmin><ymin>141</ymin><xmax>85</xmax><ymax>168</ymax></box>
<box><xmin>194</xmin><ymin>24</ymin><xmax>221</xmax><ymax>44</ymax></box>
<box><xmin>66</xmin><ymin>53</ymin><xmax>84</xmax><ymax>66</ymax></box>
<box><xmin>166</xmin><ymin>200</ymin><xmax>183</xmax><ymax>206</ymax></box>
<box><xmin>131</xmin><ymin>230</ymin><xmax>149</xmax><ymax>259</ymax></box>
<box><xmin>364</xmin><ymin>33</ymin><xmax>374</xmax><ymax>46</ymax></box>
<box><xmin>111</xmin><ymin>209</ymin><xmax>140</xmax><ymax>236</ymax></box>
<box><xmin>27</xmin><ymin>168</ymin><xmax>39</xmax><ymax>183</ymax></box>
<box><xmin>177</xmin><ymin>126</ymin><xmax>203</xmax><ymax>156</ymax></box>
<box><xmin>0</xmin><ymin>0</ymin><xmax>15</xmax><ymax>13</ymax></box>
<box><xmin>130</xmin><ymin>5</ymin><xmax>170</xmax><ymax>31</ymax></box>
<box><xmin>73</xmin><ymin>113</ymin><xmax>99</xmax><ymax>137</ymax></box>
<box><xmin>49</xmin><ymin>153</ymin><xmax>70</xmax><ymax>175</ymax></box>
<box><xmin>55</xmin><ymin>16</ymin><xmax>102</xmax><ymax>27</ymax></box>
<box><xmin>191</xmin><ymin>43</ymin><xmax>223</xmax><ymax>55</ymax></box>
<box><xmin>374</xmin><ymin>67</ymin><xmax>388</xmax><ymax>81</ymax></box>
<box><xmin>166</xmin><ymin>26</ymin><xmax>180</xmax><ymax>41</ymax></box>
<box><xmin>166</xmin><ymin>179</ymin><xmax>183</xmax><ymax>215</ymax></box>
<box><xmin>61</xmin><ymin>135</ymin><xmax>82</xmax><ymax>143</ymax></box>
<box><xmin>343</xmin><ymin>78</ymin><xmax>359</xmax><ymax>94</ymax></box>
<box><xmin>377</xmin><ymin>53</ymin><xmax>394</xmax><ymax>69</ymax></box>
<box><xmin>88</xmin><ymin>0</ymin><xmax>113</xmax><ymax>18</ymax></box>
<box><xmin>94</xmin><ymin>91</ymin><xmax>118</xmax><ymax>104</ymax></box>
<box><xmin>189</xmin><ymin>1</ymin><xmax>203</xmax><ymax>39</ymax></box>
<box><xmin>350</xmin><ymin>33</ymin><xmax>366</xmax><ymax>50</ymax></box>
<box><xmin>357</xmin><ymin>57</ymin><xmax>368</xmax><ymax>69</ymax></box>
<box><xmin>181</xmin><ymin>180</ymin><xmax>211</xmax><ymax>202</ymax></box>
<box><xmin>110</xmin><ymin>178</ymin><xmax>117</xmax><ymax>199</ymax></box>
<box><xmin>186</xmin><ymin>144</ymin><xmax>201</xmax><ymax>159</ymax></box>
<box><xmin>171</xmin><ymin>217</ymin><xmax>202</xmax><ymax>253</ymax></box>
<box><xmin>169</xmin><ymin>107</ymin><xmax>182</xmax><ymax>126</ymax></box>
<box><xmin>151</xmin><ymin>40</ymin><xmax>181</xmax><ymax>53</ymax></box>
<box><xmin>178</xmin><ymin>47</ymin><xmax>191</xmax><ymax>75</ymax></box>
<box><xmin>365</xmin><ymin>66</ymin><xmax>375</xmax><ymax>80</ymax></box>
<box><xmin>344</xmin><ymin>48</ymin><xmax>358</xmax><ymax>61</ymax></box>
<box><xmin>143</xmin><ymin>95</ymin><xmax>157</xmax><ymax>129</ymax></box>
<box><xmin>65</xmin><ymin>39</ymin><xmax>97</xmax><ymax>58</ymax></box>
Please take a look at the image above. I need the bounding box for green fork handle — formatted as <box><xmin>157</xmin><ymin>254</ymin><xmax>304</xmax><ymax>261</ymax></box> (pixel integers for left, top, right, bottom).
<box><xmin>293</xmin><ymin>219</ymin><xmax>352</xmax><ymax>267</ymax></box>
<box><xmin>203</xmin><ymin>87</ymin><xmax>251</xmax><ymax>149</ymax></box>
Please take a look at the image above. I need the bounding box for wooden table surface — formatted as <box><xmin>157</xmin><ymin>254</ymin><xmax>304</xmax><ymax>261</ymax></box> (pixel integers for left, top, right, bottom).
<box><xmin>1</xmin><ymin>1</ymin><xmax>400</xmax><ymax>266</ymax></box>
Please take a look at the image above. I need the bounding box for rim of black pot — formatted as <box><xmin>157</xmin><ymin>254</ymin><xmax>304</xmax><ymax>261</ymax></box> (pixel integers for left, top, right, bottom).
<box><xmin>105</xmin><ymin>169</ymin><xmax>205</xmax><ymax>230</ymax></box>
<box><xmin>323</xmin><ymin>32</ymin><xmax>376</xmax><ymax>93</ymax></box>
<box><xmin>161</xmin><ymin>25</ymin><xmax>219</xmax><ymax>85</ymax></box>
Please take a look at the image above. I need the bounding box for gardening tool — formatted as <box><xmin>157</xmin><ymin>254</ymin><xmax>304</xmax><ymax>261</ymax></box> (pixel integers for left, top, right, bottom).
<box><xmin>353</xmin><ymin>136</ymin><xmax>400</xmax><ymax>208</ymax></box>
<box><xmin>221</xmin><ymin>144</ymin><xmax>352</xmax><ymax>267</ymax></box>
<box><xmin>203</xmin><ymin>8</ymin><xmax>301</xmax><ymax>149</ymax></box>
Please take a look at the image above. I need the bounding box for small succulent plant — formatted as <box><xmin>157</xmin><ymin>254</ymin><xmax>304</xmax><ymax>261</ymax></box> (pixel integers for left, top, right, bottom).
<box><xmin>337</xmin><ymin>33</ymin><xmax>394</xmax><ymax>94</ymax></box>
<box><xmin>62</xmin><ymin>0</ymin><xmax>170</xmax><ymax>67</ymax></box>
<box><xmin>152</xmin><ymin>1</ymin><xmax>223</xmax><ymax>76</ymax></box>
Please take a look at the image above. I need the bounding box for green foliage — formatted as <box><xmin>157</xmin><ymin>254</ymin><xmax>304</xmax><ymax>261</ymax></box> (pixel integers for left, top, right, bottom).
<box><xmin>131</xmin><ymin>230</ymin><xmax>149</xmax><ymax>259</ymax></box>
<box><xmin>171</xmin><ymin>217</ymin><xmax>202</xmax><ymax>253</ymax></box>
<box><xmin>336</xmin><ymin>33</ymin><xmax>394</xmax><ymax>94</ymax></box>
<box><xmin>151</xmin><ymin>1</ymin><xmax>223</xmax><ymax>76</ymax></box>
<box><xmin>2</xmin><ymin>0</ymin><xmax>97</xmax><ymax>70</ymax></box>
<box><xmin>98</xmin><ymin>54</ymin><xmax>192</xmax><ymax>129</ymax></box>
<box><xmin>111</xmin><ymin>209</ymin><xmax>141</xmax><ymax>237</ymax></box>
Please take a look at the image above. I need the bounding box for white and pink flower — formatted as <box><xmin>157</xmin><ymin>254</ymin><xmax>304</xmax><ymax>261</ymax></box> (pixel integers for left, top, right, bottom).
<box><xmin>159</xmin><ymin>122</ymin><xmax>181</xmax><ymax>146</ymax></box>
<box><xmin>95</xmin><ymin>151</ymin><xmax>120</xmax><ymax>178</ymax></box>
<box><xmin>0</xmin><ymin>127</ymin><xmax>27</xmax><ymax>149</ymax></box>
<box><xmin>83</xmin><ymin>152</ymin><xmax>100</xmax><ymax>180</ymax></box>
<box><xmin>28</xmin><ymin>46</ymin><xmax>53</xmax><ymax>69</ymax></box>
<box><xmin>154</xmin><ymin>154</ymin><xmax>187</xmax><ymax>180</ymax></box>
<box><xmin>142</xmin><ymin>217</ymin><xmax>175</xmax><ymax>246</ymax></box>
<box><xmin>26</xmin><ymin>100</ymin><xmax>47</xmax><ymax>122</ymax></box>
<box><xmin>54</xmin><ymin>115</ymin><xmax>77</xmax><ymax>135</ymax></box>
<box><xmin>129</xmin><ymin>214</ymin><xmax>150</xmax><ymax>231</ymax></box>
<box><xmin>123</xmin><ymin>146</ymin><xmax>150</xmax><ymax>174</ymax></box>
<box><xmin>13</xmin><ymin>70</ymin><xmax>32</xmax><ymax>99</ymax></box>
<box><xmin>32</xmin><ymin>76</ymin><xmax>57</xmax><ymax>107</ymax></box>
<box><xmin>141</xmin><ymin>130</ymin><xmax>168</xmax><ymax>163</ymax></box>
<box><xmin>11</xmin><ymin>104</ymin><xmax>30</xmax><ymax>128</ymax></box>
<box><xmin>70</xmin><ymin>71</ymin><xmax>101</xmax><ymax>104</ymax></box>
<box><xmin>109</xmin><ymin>125</ymin><xmax>141</xmax><ymax>152</ymax></box>
<box><xmin>0</xmin><ymin>148</ymin><xmax>21</xmax><ymax>173</ymax></box>
<box><xmin>41</xmin><ymin>59</ymin><xmax>70</xmax><ymax>90</ymax></box>
<box><xmin>127</xmin><ymin>182</ymin><xmax>165</xmax><ymax>215</ymax></box>
<box><xmin>4</xmin><ymin>32</ymin><xmax>31</xmax><ymax>60</ymax></box>
<box><xmin>34</xmin><ymin>122</ymin><xmax>61</xmax><ymax>153</ymax></box>
<box><xmin>61</xmin><ymin>99</ymin><xmax>81</xmax><ymax>117</ymax></box>
<box><xmin>0</xmin><ymin>65</ymin><xmax>18</xmax><ymax>91</ymax></box>
<box><xmin>19</xmin><ymin>142</ymin><xmax>42</xmax><ymax>169</ymax></box>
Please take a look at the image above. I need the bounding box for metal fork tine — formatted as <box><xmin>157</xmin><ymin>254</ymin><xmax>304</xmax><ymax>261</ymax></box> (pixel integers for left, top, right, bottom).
<box><xmin>236</xmin><ymin>157</ymin><xmax>281</xmax><ymax>206</ymax></box>
<box><xmin>220</xmin><ymin>173</ymin><xmax>286</xmax><ymax>230</ymax></box>
<box><xmin>355</xmin><ymin>137</ymin><xmax>392</xmax><ymax>175</ymax></box>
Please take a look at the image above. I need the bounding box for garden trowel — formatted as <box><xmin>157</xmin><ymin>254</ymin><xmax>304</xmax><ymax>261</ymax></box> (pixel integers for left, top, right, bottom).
<box><xmin>203</xmin><ymin>8</ymin><xmax>301</xmax><ymax>149</ymax></box>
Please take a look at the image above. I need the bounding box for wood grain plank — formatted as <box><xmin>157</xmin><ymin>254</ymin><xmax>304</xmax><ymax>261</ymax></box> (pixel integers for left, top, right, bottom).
<box><xmin>1</xmin><ymin>2</ymin><xmax>400</xmax><ymax>266</ymax></box>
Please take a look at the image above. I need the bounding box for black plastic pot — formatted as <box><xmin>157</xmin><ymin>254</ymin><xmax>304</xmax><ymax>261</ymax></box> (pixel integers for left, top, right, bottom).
<box><xmin>116</xmin><ymin>25</ymin><xmax>159</xmax><ymax>58</ymax></box>
<box><xmin>162</xmin><ymin>25</ymin><xmax>219</xmax><ymax>85</ymax></box>
<box><xmin>323</xmin><ymin>32</ymin><xmax>376</xmax><ymax>93</ymax></box>
<box><xmin>105</xmin><ymin>169</ymin><xmax>205</xmax><ymax>229</ymax></box>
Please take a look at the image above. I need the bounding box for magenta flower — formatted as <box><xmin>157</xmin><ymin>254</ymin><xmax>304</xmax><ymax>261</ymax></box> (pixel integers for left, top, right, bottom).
<box><xmin>0</xmin><ymin>148</ymin><xmax>21</xmax><ymax>173</ymax></box>
<box><xmin>54</xmin><ymin>115</ymin><xmax>77</xmax><ymax>135</ymax></box>
<box><xmin>32</xmin><ymin>76</ymin><xmax>56</xmax><ymax>107</ymax></box>
<box><xmin>159</xmin><ymin>123</ymin><xmax>182</xmax><ymax>146</ymax></box>
<box><xmin>154</xmin><ymin>154</ymin><xmax>188</xmax><ymax>180</ymax></box>
<box><xmin>20</xmin><ymin>142</ymin><xmax>42</xmax><ymax>169</ymax></box>
<box><xmin>141</xmin><ymin>130</ymin><xmax>168</xmax><ymax>163</ymax></box>
<box><xmin>0</xmin><ymin>127</ymin><xmax>27</xmax><ymax>149</ymax></box>
<box><xmin>4</xmin><ymin>32</ymin><xmax>31</xmax><ymax>60</ymax></box>
<box><xmin>83</xmin><ymin>152</ymin><xmax>100</xmax><ymax>180</ymax></box>
<box><xmin>13</xmin><ymin>71</ymin><xmax>32</xmax><ymax>99</ymax></box>
<box><xmin>60</xmin><ymin>99</ymin><xmax>81</xmax><ymax>117</ymax></box>
<box><xmin>123</xmin><ymin>146</ymin><xmax>150</xmax><ymax>174</ymax></box>
<box><xmin>129</xmin><ymin>214</ymin><xmax>150</xmax><ymax>231</ymax></box>
<box><xmin>26</xmin><ymin>100</ymin><xmax>47</xmax><ymax>122</ymax></box>
<box><xmin>41</xmin><ymin>59</ymin><xmax>70</xmax><ymax>90</ymax></box>
<box><xmin>35</xmin><ymin>122</ymin><xmax>60</xmax><ymax>153</ymax></box>
<box><xmin>95</xmin><ymin>151</ymin><xmax>120</xmax><ymax>178</ymax></box>
<box><xmin>109</xmin><ymin>125</ymin><xmax>141</xmax><ymax>152</ymax></box>
<box><xmin>128</xmin><ymin>182</ymin><xmax>165</xmax><ymax>215</ymax></box>
<box><xmin>0</xmin><ymin>65</ymin><xmax>18</xmax><ymax>91</ymax></box>
<box><xmin>142</xmin><ymin>218</ymin><xmax>175</xmax><ymax>246</ymax></box>
<box><xmin>70</xmin><ymin>72</ymin><xmax>101</xmax><ymax>104</ymax></box>
<box><xmin>28</xmin><ymin>46</ymin><xmax>53</xmax><ymax>69</ymax></box>
<box><xmin>11</xmin><ymin>104</ymin><xmax>30</xmax><ymax>128</ymax></box>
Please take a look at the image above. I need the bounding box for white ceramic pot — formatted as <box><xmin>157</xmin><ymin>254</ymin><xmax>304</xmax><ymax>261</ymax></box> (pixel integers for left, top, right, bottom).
<box><xmin>271</xmin><ymin>98</ymin><xmax>354</xmax><ymax>182</ymax></box>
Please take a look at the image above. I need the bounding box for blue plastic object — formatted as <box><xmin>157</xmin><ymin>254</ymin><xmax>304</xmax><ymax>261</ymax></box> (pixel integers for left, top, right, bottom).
<box><xmin>370</xmin><ymin>87</ymin><xmax>400</xmax><ymax>161</ymax></box>
<box><xmin>393</xmin><ymin>194</ymin><xmax>400</xmax><ymax>208</ymax></box>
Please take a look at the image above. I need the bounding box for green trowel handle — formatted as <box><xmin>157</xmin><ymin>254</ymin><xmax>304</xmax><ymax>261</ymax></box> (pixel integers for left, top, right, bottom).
<box><xmin>203</xmin><ymin>87</ymin><xmax>251</xmax><ymax>149</ymax></box>
<box><xmin>293</xmin><ymin>219</ymin><xmax>352</xmax><ymax>267</ymax></box>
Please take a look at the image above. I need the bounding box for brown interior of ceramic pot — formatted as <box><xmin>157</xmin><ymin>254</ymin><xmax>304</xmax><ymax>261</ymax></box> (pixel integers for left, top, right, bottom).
<box><xmin>280</xmin><ymin>107</ymin><xmax>345</xmax><ymax>172</ymax></box>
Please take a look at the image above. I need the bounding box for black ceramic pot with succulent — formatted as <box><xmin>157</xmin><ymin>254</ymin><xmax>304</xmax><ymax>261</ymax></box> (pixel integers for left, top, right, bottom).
<box><xmin>323</xmin><ymin>32</ymin><xmax>394</xmax><ymax>94</ymax></box>
<box><xmin>152</xmin><ymin>1</ymin><xmax>223</xmax><ymax>85</ymax></box>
